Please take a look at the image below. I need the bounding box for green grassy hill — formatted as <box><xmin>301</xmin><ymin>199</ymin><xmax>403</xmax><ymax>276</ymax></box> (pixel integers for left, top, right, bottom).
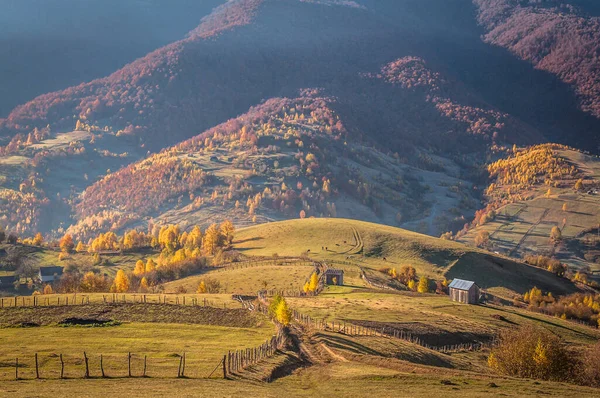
<box><xmin>231</xmin><ymin>218</ymin><xmax>578</xmax><ymax>298</ymax></box>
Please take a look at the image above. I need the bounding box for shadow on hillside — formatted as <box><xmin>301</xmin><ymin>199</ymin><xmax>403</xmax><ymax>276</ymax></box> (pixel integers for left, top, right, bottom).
<box><xmin>234</xmin><ymin>237</ymin><xmax>264</xmax><ymax>244</ymax></box>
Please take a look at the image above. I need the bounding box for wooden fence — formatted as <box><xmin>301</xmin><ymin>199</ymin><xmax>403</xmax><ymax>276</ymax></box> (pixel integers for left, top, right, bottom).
<box><xmin>4</xmin><ymin>351</ymin><xmax>232</xmax><ymax>381</ymax></box>
<box><xmin>225</xmin><ymin>334</ymin><xmax>284</xmax><ymax>375</ymax></box>
<box><xmin>290</xmin><ymin>309</ymin><xmax>489</xmax><ymax>353</ymax></box>
<box><xmin>0</xmin><ymin>294</ymin><xmax>237</xmax><ymax>309</ymax></box>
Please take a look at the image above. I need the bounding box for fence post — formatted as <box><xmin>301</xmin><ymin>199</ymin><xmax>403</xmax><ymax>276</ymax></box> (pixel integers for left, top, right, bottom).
<box><xmin>222</xmin><ymin>355</ymin><xmax>227</xmax><ymax>379</ymax></box>
<box><xmin>143</xmin><ymin>356</ymin><xmax>147</xmax><ymax>377</ymax></box>
<box><xmin>60</xmin><ymin>354</ymin><xmax>64</xmax><ymax>379</ymax></box>
<box><xmin>15</xmin><ymin>358</ymin><xmax>18</xmax><ymax>380</ymax></box>
<box><xmin>128</xmin><ymin>353</ymin><xmax>132</xmax><ymax>377</ymax></box>
<box><xmin>84</xmin><ymin>352</ymin><xmax>90</xmax><ymax>378</ymax></box>
<box><xmin>35</xmin><ymin>353</ymin><xmax>40</xmax><ymax>379</ymax></box>
<box><xmin>101</xmin><ymin>354</ymin><xmax>105</xmax><ymax>378</ymax></box>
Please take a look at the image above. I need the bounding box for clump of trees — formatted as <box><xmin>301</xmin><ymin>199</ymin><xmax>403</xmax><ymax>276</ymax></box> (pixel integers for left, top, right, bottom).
<box><xmin>488</xmin><ymin>326</ymin><xmax>574</xmax><ymax>381</ymax></box>
<box><xmin>523</xmin><ymin>255</ymin><xmax>566</xmax><ymax>277</ymax></box>
<box><xmin>380</xmin><ymin>265</ymin><xmax>435</xmax><ymax>293</ymax></box>
<box><xmin>196</xmin><ymin>278</ymin><xmax>221</xmax><ymax>294</ymax></box>
<box><xmin>525</xmin><ymin>290</ymin><xmax>600</xmax><ymax>327</ymax></box>
<box><xmin>488</xmin><ymin>325</ymin><xmax>600</xmax><ymax>386</ymax></box>
<box><xmin>303</xmin><ymin>272</ymin><xmax>319</xmax><ymax>294</ymax></box>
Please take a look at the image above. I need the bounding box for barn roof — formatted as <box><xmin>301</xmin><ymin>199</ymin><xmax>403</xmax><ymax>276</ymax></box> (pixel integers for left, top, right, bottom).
<box><xmin>323</xmin><ymin>268</ymin><xmax>343</xmax><ymax>275</ymax></box>
<box><xmin>39</xmin><ymin>266</ymin><xmax>64</xmax><ymax>276</ymax></box>
<box><xmin>448</xmin><ymin>279</ymin><xmax>477</xmax><ymax>291</ymax></box>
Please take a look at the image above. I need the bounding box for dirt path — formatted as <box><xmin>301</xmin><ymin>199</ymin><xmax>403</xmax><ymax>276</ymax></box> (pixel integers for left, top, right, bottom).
<box><xmin>320</xmin><ymin>343</ymin><xmax>349</xmax><ymax>362</ymax></box>
<box><xmin>348</xmin><ymin>227</ymin><xmax>364</xmax><ymax>255</ymax></box>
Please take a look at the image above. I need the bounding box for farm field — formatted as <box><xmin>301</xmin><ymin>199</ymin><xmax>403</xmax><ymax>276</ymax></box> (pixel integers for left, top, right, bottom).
<box><xmin>460</xmin><ymin>149</ymin><xmax>600</xmax><ymax>273</ymax></box>
<box><xmin>0</xmin><ymin>301</ymin><xmax>274</xmax><ymax>380</ymax></box>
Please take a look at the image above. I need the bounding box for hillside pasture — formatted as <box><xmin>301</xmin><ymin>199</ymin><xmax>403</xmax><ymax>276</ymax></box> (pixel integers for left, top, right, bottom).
<box><xmin>0</xmin><ymin>321</ymin><xmax>273</xmax><ymax>380</ymax></box>
<box><xmin>234</xmin><ymin>219</ymin><xmax>580</xmax><ymax>297</ymax></box>
<box><xmin>460</xmin><ymin>149</ymin><xmax>600</xmax><ymax>273</ymax></box>
<box><xmin>288</xmin><ymin>290</ymin><xmax>600</xmax><ymax>347</ymax></box>
<box><xmin>163</xmin><ymin>263</ymin><xmax>316</xmax><ymax>295</ymax></box>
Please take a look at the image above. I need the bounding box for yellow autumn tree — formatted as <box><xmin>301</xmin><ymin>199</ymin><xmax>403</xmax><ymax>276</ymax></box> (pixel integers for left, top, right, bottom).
<box><xmin>275</xmin><ymin>298</ymin><xmax>292</xmax><ymax>326</ymax></box>
<box><xmin>303</xmin><ymin>282</ymin><xmax>310</xmax><ymax>293</ymax></box>
<box><xmin>407</xmin><ymin>279</ymin><xmax>416</xmax><ymax>291</ymax></box>
<box><xmin>197</xmin><ymin>280</ymin><xmax>206</xmax><ymax>294</ymax></box>
<box><xmin>145</xmin><ymin>258</ymin><xmax>157</xmax><ymax>273</ymax></box>
<box><xmin>59</xmin><ymin>233</ymin><xmax>75</xmax><ymax>253</ymax></box>
<box><xmin>33</xmin><ymin>233</ymin><xmax>43</xmax><ymax>246</ymax></box>
<box><xmin>43</xmin><ymin>284</ymin><xmax>53</xmax><ymax>295</ymax></box>
<box><xmin>113</xmin><ymin>270</ymin><xmax>130</xmax><ymax>293</ymax></box>
<box><xmin>417</xmin><ymin>277</ymin><xmax>430</xmax><ymax>293</ymax></box>
<box><xmin>75</xmin><ymin>241</ymin><xmax>85</xmax><ymax>252</ymax></box>
<box><xmin>186</xmin><ymin>226</ymin><xmax>203</xmax><ymax>249</ymax></box>
<box><xmin>308</xmin><ymin>272</ymin><xmax>319</xmax><ymax>292</ymax></box>
<box><xmin>158</xmin><ymin>225</ymin><xmax>180</xmax><ymax>253</ymax></box>
<box><xmin>139</xmin><ymin>277</ymin><xmax>149</xmax><ymax>293</ymax></box>
<box><xmin>474</xmin><ymin>230</ymin><xmax>490</xmax><ymax>248</ymax></box>
<box><xmin>134</xmin><ymin>260</ymin><xmax>145</xmax><ymax>276</ymax></box>
<box><xmin>550</xmin><ymin>226</ymin><xmax>562</xmax><ymax>242</ymax></box>
<box><xmin>202</xmin><ymin>223</ymin><xmax>222</xmax><ymax>255</ymax></box>
<box><xmin>574</xmin><ymin>178</ymin><xmax>584</xmax><ymax>191</ymax></box>
<box><xmin>220</xmin><ymin>220</ymin><xmax>235</xmax><ymax>244</ymax></box>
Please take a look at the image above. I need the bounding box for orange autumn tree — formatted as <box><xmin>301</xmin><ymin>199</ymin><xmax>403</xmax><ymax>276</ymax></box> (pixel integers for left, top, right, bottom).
<box><xmin>59</xmin><ymin>233</ymin><xmax>74</xmax><ymax>253</ymax></box>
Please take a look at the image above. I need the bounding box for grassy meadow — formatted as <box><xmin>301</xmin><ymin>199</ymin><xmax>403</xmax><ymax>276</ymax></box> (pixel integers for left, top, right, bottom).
<box><xmin>233</xmin><ymin>218</ymin><xmax>579</xmax><ymax>298</ymax></box>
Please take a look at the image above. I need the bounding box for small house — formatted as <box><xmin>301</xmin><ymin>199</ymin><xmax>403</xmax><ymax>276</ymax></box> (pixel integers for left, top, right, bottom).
<box><xmin>323</xmin><ymin>268</ymin><xmax>344</xmax><ymax>286</ymax></box>
<box><xmin>39</xmin><ymin>266</ymin><xmax>64</xmax><ymax>283</ymax></box>
<box><xmin>448</xmin><ymin>279</ymin><xmax>480</xmax><ymax>304</ymax></box>
<box><xmin>0</xmin><ymin>273</ymin><xmax>17</xmax><ymax>287</ymax></box>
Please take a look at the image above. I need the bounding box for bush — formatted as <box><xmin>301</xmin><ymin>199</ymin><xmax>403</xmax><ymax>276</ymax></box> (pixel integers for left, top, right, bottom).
<box><xmin>488</xmin><ymin>326</ymin><xmax>574</xmax><ymax>382</ymax></box>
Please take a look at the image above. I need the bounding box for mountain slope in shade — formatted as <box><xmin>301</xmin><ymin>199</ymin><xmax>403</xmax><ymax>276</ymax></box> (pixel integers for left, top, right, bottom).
<box><xmin>3</xmin><ymin>0</ymin><xmax>600</xmax><ymax>152</ymax></box>
<box><xmin>1</xmin><ymin>0</ymin><xmax>600</xmax><ymax>258</ymax></box>
<box><xmin>0</xmin><ymin>0</ymin><xmax>225</xmax><ymax>118</ymax></box>
<box><xmin>474</xmin><ymin>0</ymin><xmax>600</xmax><ymax>147</ymax></box>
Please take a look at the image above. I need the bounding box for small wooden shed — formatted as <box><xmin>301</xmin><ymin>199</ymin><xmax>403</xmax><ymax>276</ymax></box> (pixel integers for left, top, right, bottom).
<box><xmin>39</xmin><ymin>266</ymin><xmax>64</xmax><ymax>283</ymax></box>
<box><xmin>323</xmin><ymin>268</ymin><xmax>344</xmax><ymax>286</ymax></box>
<box><xmin>448</xmin><ymin>279</ymin><xmax>480</xmax><ymax>304</ymax></box>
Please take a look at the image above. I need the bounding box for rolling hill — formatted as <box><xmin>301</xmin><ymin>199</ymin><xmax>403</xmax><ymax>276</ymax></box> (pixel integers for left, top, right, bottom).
<box><xmin>1</xmin><ymin>0</ymin><xmax>600</xmax><ymax>276</ymax></box>
<box><xmin>161</xmin><ymin>218</ymin><xmax>580</xmax><ymax>298</ymax></box>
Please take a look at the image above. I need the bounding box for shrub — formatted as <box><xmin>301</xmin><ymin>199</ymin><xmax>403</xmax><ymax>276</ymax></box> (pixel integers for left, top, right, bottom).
<box><xmin>488</xmin><ymin>326</ymin><xmax>574</xmax><ymax>382</ymax></box>
<box><xmin>195</xmin><ymin>277</ymin><xmax>221</xmax><ymax>294</ymax></box>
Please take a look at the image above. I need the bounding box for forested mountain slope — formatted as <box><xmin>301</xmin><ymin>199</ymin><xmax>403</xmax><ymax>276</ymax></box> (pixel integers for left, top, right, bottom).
<box><xmin>1</xmin><ymin>0</ymin><xmax>600</xmax><ymax>251</ymax></box>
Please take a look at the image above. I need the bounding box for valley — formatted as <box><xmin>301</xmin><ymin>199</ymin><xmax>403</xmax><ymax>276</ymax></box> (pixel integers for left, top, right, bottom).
<box><xmin>1</xmin><ymin>0</ymin><xmax>600</xmax><ymax>396</ymax></box>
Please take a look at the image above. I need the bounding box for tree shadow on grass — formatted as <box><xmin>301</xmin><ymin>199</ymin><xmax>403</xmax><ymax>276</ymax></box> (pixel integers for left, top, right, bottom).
<box><xmin>489</xmin><ymin>305</ymin><xmax>597</xmax><ymax>340</ymax></box>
